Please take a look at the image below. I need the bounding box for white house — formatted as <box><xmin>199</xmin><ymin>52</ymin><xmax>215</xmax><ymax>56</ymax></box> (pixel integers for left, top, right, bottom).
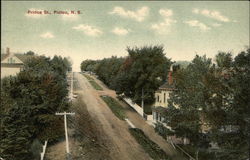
<box><xmin>1</xmin><ymin>48</ymin><xmax>32</xmax><ymax>78</ymax></box>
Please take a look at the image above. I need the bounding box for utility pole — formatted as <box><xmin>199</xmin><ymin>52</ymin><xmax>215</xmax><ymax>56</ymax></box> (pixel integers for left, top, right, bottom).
<box><xmin>55</xmin><ymin>112</ymin><xmax>75</xmax><ymax>155</ymax></box>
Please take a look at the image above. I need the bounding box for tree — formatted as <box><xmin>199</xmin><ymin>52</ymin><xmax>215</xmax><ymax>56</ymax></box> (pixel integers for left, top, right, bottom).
<box><xmin>215</xmin><ymin>52</ymin><xmax>232</xmax><ymax>69</ymax></box>
<box><xmin>162</xmin><ymin>49</ymin><xmax>249</xmax><ymax>160</ymax></box>
<box><xmin>115</xmin><ymin>45</ymin><xmax>172</xmax><ymax>104</ymax></box>
<box><xmin>0</xmin><ymin>55</ymin><xmax>70</xmax><ymax>160</ymax></box>
<box><xmin>26</xmin><ymin>51</ymin><xmax>35</xmax><ymax>55</ymax></box>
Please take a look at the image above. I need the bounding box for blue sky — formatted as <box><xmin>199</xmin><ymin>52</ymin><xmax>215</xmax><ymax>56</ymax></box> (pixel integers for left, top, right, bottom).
<box><xmin>1</xmin><ymin>1</ymin><xmax>249</xmax><ymax>71</ymax></box>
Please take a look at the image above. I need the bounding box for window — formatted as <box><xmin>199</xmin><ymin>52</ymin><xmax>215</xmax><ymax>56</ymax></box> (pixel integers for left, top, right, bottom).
<box><xmin>157</xmin><ymin>95</ymin><xmax>160</xmax><ymax>102</ymax></box>
<box><xmin>8</xmin><ymin>57</ymin><xmax>15</xmax><ymax>63</ymax></box>
<box><xmin>164</xmin><ymin>93</ymin><xmax>166</xmax><ymax>103</ymax></box>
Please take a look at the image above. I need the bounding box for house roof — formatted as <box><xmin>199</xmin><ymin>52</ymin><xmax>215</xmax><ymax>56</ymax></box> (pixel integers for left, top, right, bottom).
<box><xmin>1</xmin><ymin>54</ymin><xmax>34</xmax><ymax>63</ymax></box>
<box><xmin>158</xmin><ymin>82</ymin><xmax>175</xmax><ymax>90</ymax></box>
<box><xmin>1</xmin><ymin>54</ymin><xmax>8</xmax><ymax>61</ymax></box>
<box><xmin>15</xmin><ymin>54</ymin><xmax>34</xmax><ymax>62</ymax></box>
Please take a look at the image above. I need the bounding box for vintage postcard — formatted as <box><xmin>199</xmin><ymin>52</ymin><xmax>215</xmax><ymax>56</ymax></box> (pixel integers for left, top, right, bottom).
<box><xmin>1</xmin><ymin>1</ymin><xmax>249</xmax><ymax>160</ymax></box>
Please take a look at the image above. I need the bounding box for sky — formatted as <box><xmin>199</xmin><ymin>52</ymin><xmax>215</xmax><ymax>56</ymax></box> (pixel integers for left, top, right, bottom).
<box><xmin>1</xmin><ymin>1</ymin><xmax>249</xmax><ymax>72</ymax></box>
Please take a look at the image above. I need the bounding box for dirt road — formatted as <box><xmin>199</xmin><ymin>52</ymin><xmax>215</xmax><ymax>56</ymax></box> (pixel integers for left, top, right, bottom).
<box><xmin>74</xmin><ymin>73</ymin><xmax>151</xmax><ymax>160</ymax></box>
<box><xmin>88</xmin><ymin>73</ymin><xmax>186</xmax><ymax>160</ymax></box>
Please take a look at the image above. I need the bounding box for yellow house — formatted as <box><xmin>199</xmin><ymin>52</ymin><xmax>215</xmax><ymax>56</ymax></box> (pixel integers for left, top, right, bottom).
<box><xmin>152</xmin><ymin>69</ymin><xmax>175</xmax><ymax>123</ymax></box>
<box><xmin>1</xmin><ymin>48</ymin><xmax>33</xmax><ymax>78</ymax></box>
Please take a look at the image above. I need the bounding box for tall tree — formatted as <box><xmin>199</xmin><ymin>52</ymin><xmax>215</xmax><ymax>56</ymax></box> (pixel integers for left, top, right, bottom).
<box><xmin>115</xmin><ymin>45</ymin><xmax>172</xmax><ymax>104</ymax></box>
<box><xmin>0</xmin><ymin>55</ymin><xmax>70</xmax><ymax>160</ymax></box>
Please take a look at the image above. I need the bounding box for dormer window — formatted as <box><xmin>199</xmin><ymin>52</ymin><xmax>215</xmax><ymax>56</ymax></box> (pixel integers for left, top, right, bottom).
<box><xmin>8</xmin><ymin>57</ymin><xmax>15</xmax><ymax>63</ymax></box>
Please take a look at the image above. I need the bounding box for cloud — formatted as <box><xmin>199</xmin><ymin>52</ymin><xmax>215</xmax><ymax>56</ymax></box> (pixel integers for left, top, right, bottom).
<box><xmin>151</xmin><ymin>9</ymin><xmax>176</xmax><ymax>34</ymax></box>
<box><xmin>184</xmin><ymin>20</ymin><xmax>211</xmax><ymax>31</ymax></box>
<box><xmin>211</xmin><ymin>23</ymin><xmax>222</xmax><ymax>27</ymax></box>
<box><xmin>192</xmin><ymin>8</ymin><xmax>199</xmax><ymax>14</ymax></box>
<box><xmin>192</xmin><ymin>8</ymin><xmax>230</xmax><ymax>22</ymax></box>
<box><xmin>72</xmin><ymin>24</ymin><xmax>103</xmax><ymax>37</ymax></box>
<box><xmin>112</xmin><ymin>27</ymin><xmax>130</xmax><ymax>36</ymax></box>
<box><xmin>159</xmin><ymin>9</ymin><xmax>173</xmax><ymax>17</ymax></box>
<box><xmin>40</xmin><ymin>32</ymin><xmax>54</xmax><ymax>39</ymax></box>
<box><xmin>109</xmin><ymin>6</ymin><xmax>149</xmax><ymax>22</ymax></box>
<box><xmin>151</xmin><ymin>19</ymin><xmax>177</xmax><ymax>34</ymax></box>
<box><xmin>25</xmin><ymin>8</ymin><xmax>47</xmax><ymax>18</ymax></box>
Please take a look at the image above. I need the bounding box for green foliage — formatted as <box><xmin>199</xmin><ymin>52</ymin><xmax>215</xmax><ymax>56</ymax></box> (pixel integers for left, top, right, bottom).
<box><xmin>89</xmin><ymin>80</ymin><xmax>103</xmax><ymax>90</ymax></box>
<box><xmin>0</xmin><ymin>55</ymin><xmax>71</xmax><ymax>160</ymax></box>
<box><xmin>154</xmin><ymin>123</ymin><xmax>173</xmax><ymax>140</ymax></box>
<box><xmin>115</xmin><ymin>46</ymin><xmax>172</xmax><ymax>104</ymax></box>
<box><xmin>83</xmin><ymin>74</ymin><xmax>103</xmax><ymax>90</ymax></box>
<box><xmin>162</xmin><ymin>48</ymin><xmax>250</xmax><ymax>159</ymax></box>
<box><xmin>215</xmin><ymin>52</ymin><xmax>232</xmax><ymax>69</ymax></box>
<box><xmin>26</xmin><ymin>51</ymin><xmax>35</xmax><ymax>55</ymax></box>
<box><xmin>30</xmin><ymin>139</ymin><xmax>42</xmax><ymax>160</ymax></box>
<box><xmin>80</xmin><ymin>46</ymin><xmax>172</xmax><ymax>105</ymax></box>
<box><xmin>82</xmin><ymin>73</ymin><xmax>94</xmax><ymax>81</ymax></box>
<box><xmin>80</xmin><ymin>59</ymin><xmax>98</xmax><ymax>72</ymax></box>
<box><xmin>129</xmin><ymin>128</ymin><xmax>171</xmax><ymax>160</ymax></box>
<box><xmin>100</xmin><ymin>96</ymin><xmax>125</xmax><ymax>120</ymax></box>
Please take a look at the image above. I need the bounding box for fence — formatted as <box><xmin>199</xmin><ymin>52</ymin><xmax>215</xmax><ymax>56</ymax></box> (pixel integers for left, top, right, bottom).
<box><xmin>123</xmin><ymin>98</ymin><xmax>144</xmax><ymax>116</ymax></box>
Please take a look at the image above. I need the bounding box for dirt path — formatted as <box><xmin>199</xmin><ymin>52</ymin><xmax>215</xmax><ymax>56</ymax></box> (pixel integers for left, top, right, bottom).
<box><xmin>74</xmin><ymin>73</ymin><xmax>151</xmax><ymax>160</ymax></box>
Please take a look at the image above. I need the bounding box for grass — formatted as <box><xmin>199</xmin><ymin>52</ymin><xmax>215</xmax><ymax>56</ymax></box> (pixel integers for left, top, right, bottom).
<box><xmin>83</xmin><ymin>74</ymin><xmax>94</xmax><ymax>81</ymax></box>
<box><xmin>89</xmin><ymin>80</ymin><xmax>103</xmax><ymax>90</ymax></box>
<box><xmin>100</xmin><ymin>96</ymin><xmax>125</xmax><ymax>120</ymax></box>
<box><xmin>83</xmin><ymin>74</ymin><xmax>103</xmax><ymax>90</ymax></box>
<box><xmin>129</xmin><ymin>128</ymin><xmax>171</xmax><ymax>160</ymax></box>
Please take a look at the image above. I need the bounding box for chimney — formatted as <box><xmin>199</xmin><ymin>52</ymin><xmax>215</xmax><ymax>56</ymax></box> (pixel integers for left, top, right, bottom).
<box><xmin>6</xmin><ymin>47</ymin><xmax>10</xmax><ymax>55</ymax></box>
<box><xmin>168</xmin><ymin>66</ymin><xmax>173</xmax><ymax>85</ymax></box>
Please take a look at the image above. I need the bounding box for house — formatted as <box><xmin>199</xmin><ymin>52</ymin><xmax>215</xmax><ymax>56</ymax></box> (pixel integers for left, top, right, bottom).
<box><xmin>152</xmin><ymin>66</ymin><xmax>177</xmax><ymax>124</ymax></box>
<box><xmin>1</xmin><ymin>48</ymin><xmax>33</xmax><ymax>78</ymax></box>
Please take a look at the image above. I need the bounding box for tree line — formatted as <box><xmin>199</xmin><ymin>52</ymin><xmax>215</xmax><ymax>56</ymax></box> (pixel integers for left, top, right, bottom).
<box><xmin>81</xmin><ymin>45</ymin><xmax>172</xmax><ymax>105</ymax></box>
<box><xmin>0</xmin><ymin>55</ymin><xmax>72</xmax><ymax>160</ymax></box>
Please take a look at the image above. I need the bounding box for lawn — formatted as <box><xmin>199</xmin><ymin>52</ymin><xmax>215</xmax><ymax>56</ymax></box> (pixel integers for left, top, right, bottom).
<box><xmin>129</xmin><ymin>128</ymin><xmax>171</xmax><ymax>160</ymax></box>
<box><xmin>83</xmin><ymin>74</ymin><xmax>94</xmax><ymax>81</ymax></box>
<box><xmin>100</xmin><ymin>96</ymin><xmax>125</xmax><ymax>120</ymax></box>
<box><xmin>89</xmin><ymin>80</ymin><xmax>103</xmax><ymax>90</ymax></box>
<box><xmin>83</xmin><ymin>74</ymin><xmax>103</xmax><ymax>90</ymax></box>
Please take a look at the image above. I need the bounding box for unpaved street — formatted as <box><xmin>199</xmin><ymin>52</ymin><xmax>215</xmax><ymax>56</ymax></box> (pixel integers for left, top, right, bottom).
<box><xmin>74</xmin><ymin>73</ymin><xmax>151</xmax><ymax>160</ymax></box>
<box><xmin>85</xmin><ymin>73</ymin><xmax>186</xmax><ymax>160</ymax></box>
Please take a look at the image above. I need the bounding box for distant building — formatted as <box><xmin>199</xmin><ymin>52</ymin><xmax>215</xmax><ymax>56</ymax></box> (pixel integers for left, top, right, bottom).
<box><xmin>1</xmin><ymin>48</ymin><xmax>33</xmax><ymax>78</ymax></box>
<box><xmin>152</xmin><ymin>66</ymin><xmax>177</xmax><ymax>124</ymax></box>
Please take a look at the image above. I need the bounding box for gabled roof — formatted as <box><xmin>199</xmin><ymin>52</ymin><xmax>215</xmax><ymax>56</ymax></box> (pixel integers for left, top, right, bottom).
<box><xmin>1</xmin><ymin>54</ymin><xmax>34</xmax><ymax>63</ymax></box>
<box><xmin>15</xmin><ymin>54</ymin><xmax>34</xmax><ymax>62</ymax></box>
<box><xmin>158</xmin><ymin>82</ymin><xmax>175</xmax><ymax>90</ymax></box>
<box><xmin>1</xmin><ymin>54</ymin><xmax>8</xmax><ymax>61</ymax></box>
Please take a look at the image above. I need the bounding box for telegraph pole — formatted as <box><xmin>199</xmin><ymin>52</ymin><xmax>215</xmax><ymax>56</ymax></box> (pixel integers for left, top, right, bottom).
<box><xmin>55</xmin><ymin>112</ymin><xmax>75</xmax><ymax>155</ymax></box>
<box><xmin>69</xmin><ymin>72</ymin><xmax>74</xmax><ymax>100</ymax></box>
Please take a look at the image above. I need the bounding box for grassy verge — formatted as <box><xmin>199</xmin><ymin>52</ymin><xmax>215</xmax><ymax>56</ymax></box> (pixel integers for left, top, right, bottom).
<box><xmin>100</xmin><ymin>96</ymin><xmax>125</xmax><ymax>120</ymax></box>
<box><xmin>83</xmin><ymin>74</ymin><xmax>103</xmax><ymax>90</ymax></box>
<box><xmin>129</xmin><ymin>128</ymin><xmax>171</xmax><ymax>160</ymax></box>
<box><xmin>83</xmin><ymin>74</ymin><xmax>94</xmax><ymax>81</ymax></box>
<box><xmin>89</xmin><ymin>80</ymin><xmax>103</xmax><ymax>90</ymax></box>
